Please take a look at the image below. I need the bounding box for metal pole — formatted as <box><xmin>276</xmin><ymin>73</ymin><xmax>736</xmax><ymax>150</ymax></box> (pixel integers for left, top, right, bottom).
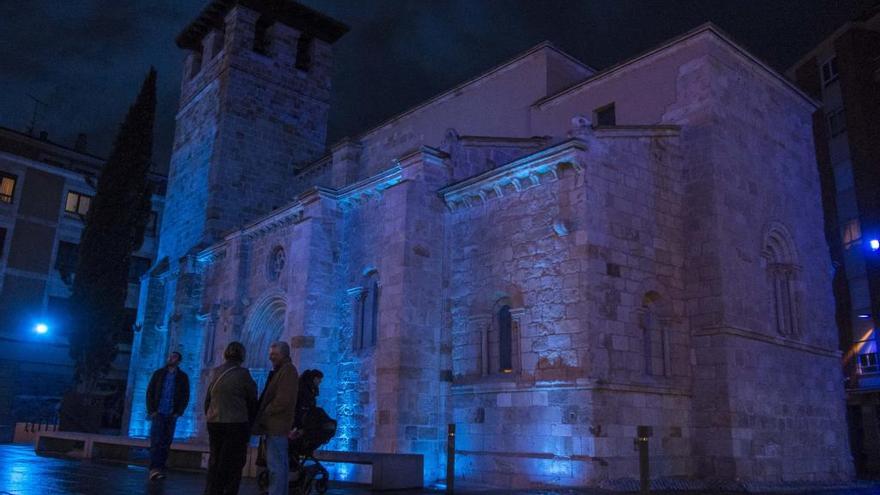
<box><xmin>636</xmin><ymin>425</ymin><xmax>652</xmax><ymax>494</ymax></box>
<box><xmin>446</xmin><ymin>424</ymin><xmax>456</xmax><ymax>494</ymax></box>
<box><xmin>639</xmin><ymin>436</ymin><xmax>649</xmax><ymax>494</ymax></box>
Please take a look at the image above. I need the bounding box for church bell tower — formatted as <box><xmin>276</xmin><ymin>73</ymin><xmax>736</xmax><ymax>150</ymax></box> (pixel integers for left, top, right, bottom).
<box><xmin>123</xmin><ymin>0</ymin><xmax>347</xmax><ymax>438</ymax></box>
<box><xmin>160</xmin><ymin>0</ymin><xmax>348</xmax><ymax>261</ymax></box>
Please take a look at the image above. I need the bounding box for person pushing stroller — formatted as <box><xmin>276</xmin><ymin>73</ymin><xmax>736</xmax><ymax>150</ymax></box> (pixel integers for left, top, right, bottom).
<box><xmin>258</xmin><ymin>368</ymin><xmax>336</xmax><ymax>495</ymax></box>
<box><xmin>292</xmin><ymin>369</ymin><xmax>323</xmax><ymax>437</ymax></box>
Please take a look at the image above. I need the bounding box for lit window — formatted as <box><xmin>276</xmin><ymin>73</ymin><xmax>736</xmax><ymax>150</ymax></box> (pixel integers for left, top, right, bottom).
<box><xmin>0</xmin><ymin>172</ymin><xmax>16</xmax><ymax>204</ymax></box>
<box><xmin>842</xmin><ymin>219</ymin><xmax>862</xmax><ymax>248</ymax></box>
<box><xmin>65</xmin><ymin>191</ymin><xmax>92</xmax><ymax>216</ymax></box>
<box><xmin>821</xmin><ymin>57</ymin><xmax>839</xmax><ymax>86</ymax></box>
<box><xmin>594</xmin><ymin>103</ymin><xmax>616</xmax><ymax>127</ymax></box>
<box><xmin>859</xmin><ymin>352</ymin><xmax>878</xmax><ymax>374</ymax></box>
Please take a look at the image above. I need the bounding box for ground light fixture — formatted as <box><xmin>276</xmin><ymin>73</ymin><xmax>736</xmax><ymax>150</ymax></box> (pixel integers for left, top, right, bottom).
<box><xmin>34</xmin><ymin>322</ymin><xmax>49</xmax><ymax>334</ymax></box>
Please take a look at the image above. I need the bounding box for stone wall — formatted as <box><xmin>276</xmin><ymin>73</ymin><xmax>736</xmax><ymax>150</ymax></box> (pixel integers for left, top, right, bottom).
<box><xmin>445</xmin><ymin>131</ymin><xmax>688</xmax><ymax>487</ymax></box>
<box><xmin>684</xmin><ymin>39</ymin><xmax>852</xmax><ymax>480</ymax></box>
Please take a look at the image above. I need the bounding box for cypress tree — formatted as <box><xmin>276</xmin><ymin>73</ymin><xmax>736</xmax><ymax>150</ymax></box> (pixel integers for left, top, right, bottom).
<box><xmin>67</xmin><ymin>68</ymin><xmax>157</xmax><ymax>390</ymax></box>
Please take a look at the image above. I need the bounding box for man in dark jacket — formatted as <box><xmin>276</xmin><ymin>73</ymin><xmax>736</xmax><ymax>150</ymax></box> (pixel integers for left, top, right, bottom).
<box><xmin>254</xmin><ymin>341</ymin><xmax>298</xmax><ymax>495</ymax></box>
<box><xmin>145</xmin><ymin>351</ymin><xmax>190</xmax><ymax>480</ymax></box>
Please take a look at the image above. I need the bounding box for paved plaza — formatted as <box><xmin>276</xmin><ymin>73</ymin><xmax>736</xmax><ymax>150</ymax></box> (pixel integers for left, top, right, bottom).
<box><xmin>2</xmin><ymin>444</ymin><xmax>880</xmax><ymax>495</ymax></box>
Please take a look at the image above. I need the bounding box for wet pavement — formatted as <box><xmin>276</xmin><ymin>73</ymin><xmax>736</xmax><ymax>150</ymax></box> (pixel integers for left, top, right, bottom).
<box><xmin>1</xmin><ymin>443</ymin><xmax>880</xmax><ymax>495</ymax></box>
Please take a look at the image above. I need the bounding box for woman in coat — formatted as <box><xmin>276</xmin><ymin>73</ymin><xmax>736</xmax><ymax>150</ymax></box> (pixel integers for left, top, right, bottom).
<box><xmin>203</xmin><ymin>341</ymin><xmax>258</xmax><ymax>495</ymax></box>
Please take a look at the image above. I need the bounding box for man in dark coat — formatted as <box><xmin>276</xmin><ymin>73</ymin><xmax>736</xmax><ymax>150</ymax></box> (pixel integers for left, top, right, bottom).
<box><xmin>253</xmin><ymin>341</ymin><xmax>298</xmax><ymax>495</ymax></box>
<box><xmin>145</xmin><ymin>351</ymin><xmax>190</xmax><ymax>480</ymax></box>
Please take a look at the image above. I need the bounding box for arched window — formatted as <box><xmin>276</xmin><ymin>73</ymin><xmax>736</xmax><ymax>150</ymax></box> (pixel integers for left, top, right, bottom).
<box><xmin>498</xmin><ymin>305</ymin><xmax>513</xmax><ymax>373</ymax></box>
<box><xmin>354</xmin><ymin>271</ymin><xmax>379</xmax><ymax>350</ymax></box>
<box><xmin>640</xmin><ymin>292</ymin><xmax>669</xmax><ymax>377</ymax></box>
<box><xmin>484</xmin><ymin>298</ymin><xmax>518</xmax><ymax>375</ymax></box>
<box><xmin>763</xmin><ymin>225</ymin><xmax>800</xmax><ymax>337</ymax></box>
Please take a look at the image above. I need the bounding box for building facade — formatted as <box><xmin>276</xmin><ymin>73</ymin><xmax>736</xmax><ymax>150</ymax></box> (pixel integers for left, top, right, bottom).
<box><xmin>127</xmin><ymin>0</ymin><xmax>854</xmax><ymax>487</ymax></box>
<box><xmin>789</xmin><ymin>7</ymin><xmax>880</xmax><ymax>477</ymax></box>
<box><xmin>0</xmin><ymin>126</ymin><xmax>165</xmax><ymax>441</ymax></box>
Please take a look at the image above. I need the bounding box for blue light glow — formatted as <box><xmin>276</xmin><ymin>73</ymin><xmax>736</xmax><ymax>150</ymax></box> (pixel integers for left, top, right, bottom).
<box><xmin>34</xmin><ymin>323</ymin><xmax>49</xmax><ymax>334</ymax></box>
<box><xmin>871</xmin><ymin>239</ymin><xmax>880</xmax><ymax>251</ymax></box>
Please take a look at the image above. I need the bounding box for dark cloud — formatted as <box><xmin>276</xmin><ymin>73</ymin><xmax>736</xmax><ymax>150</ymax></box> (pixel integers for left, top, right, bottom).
<box><xmin>0</xmin><ymin>0</ymin><xmax>875</xmax><ymax>171</ymax></box>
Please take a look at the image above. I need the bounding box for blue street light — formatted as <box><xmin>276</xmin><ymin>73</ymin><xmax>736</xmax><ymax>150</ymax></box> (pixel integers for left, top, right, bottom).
<box><xmin>34</xmin><ymin>323</ymin><xmax>49</xmax><ymax>334</ymax></box>
<box><xmin>870</xmin><ymin>239</ymin><xmax>880</xmax><ymax>252</ymax></box>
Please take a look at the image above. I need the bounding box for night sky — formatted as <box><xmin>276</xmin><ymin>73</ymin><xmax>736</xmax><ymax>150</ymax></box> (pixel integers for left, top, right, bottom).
<box><xmin>1</xmin><ymin>0</ymin><xmax>876</xmax><ymax>172</ymax></box>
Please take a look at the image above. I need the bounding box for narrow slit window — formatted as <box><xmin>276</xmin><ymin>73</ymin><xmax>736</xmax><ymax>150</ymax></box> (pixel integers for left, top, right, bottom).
<box><xmin>253</xmin><ymin>17</ymin><xmax>272</xmax><ymax>55</ymax></box>
<box><xmin>594</xmin><ymin>103</ymin><xmax>616</xmax><ymax>127</ymax></box>
<box><xmin>295</xmin><ymin>35</ymin><xmax>313</xmax><ymax>71</ymax></box>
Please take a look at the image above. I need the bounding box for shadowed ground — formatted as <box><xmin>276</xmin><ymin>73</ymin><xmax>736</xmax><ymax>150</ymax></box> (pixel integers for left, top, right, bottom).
<box><xmin>1</xmin><ymin>444</ymin><xmax>878</xmax><ymax>495</ymax></box>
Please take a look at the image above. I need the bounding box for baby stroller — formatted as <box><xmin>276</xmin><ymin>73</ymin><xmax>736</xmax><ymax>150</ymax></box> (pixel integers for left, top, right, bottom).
<box><xmin>257</xmin><ymin>406</ymin><xmax>337</xmax><ymax>495</ymax></box>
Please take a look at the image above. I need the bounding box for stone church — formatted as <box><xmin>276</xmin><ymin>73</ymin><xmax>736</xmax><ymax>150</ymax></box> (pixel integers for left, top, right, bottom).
<box><xmin>125</xmin><ymin>0</ymin><xmax>854</xmax><ymax>487</ymax></box>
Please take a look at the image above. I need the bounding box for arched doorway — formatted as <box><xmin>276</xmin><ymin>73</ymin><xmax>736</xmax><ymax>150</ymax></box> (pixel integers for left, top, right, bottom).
<box><xmin>241</xmin><ymin>294</ymin><xmax>287</xmax><ymax>391</ymax></box>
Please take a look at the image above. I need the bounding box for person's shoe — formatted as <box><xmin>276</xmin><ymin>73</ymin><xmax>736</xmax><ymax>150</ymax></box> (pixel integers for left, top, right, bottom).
<box><xmin>148</xmin><ymin>469</ymin><xmax>161</xmax><ymax>480</ymax></box>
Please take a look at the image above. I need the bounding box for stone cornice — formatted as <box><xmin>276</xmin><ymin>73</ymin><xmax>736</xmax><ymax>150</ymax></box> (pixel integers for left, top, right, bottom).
<box><xmin>238</xmin><ymin>203</ymin><xmax>306</xmax><ymax>241</ymax></box>
<box><xmin>693</xmin><ymin>325</ymin><xmax>841</xmax><ymax>358</ymax></box>
<box><xmin>196</xmin><ymin>243</ymin><xmax>228</xmax><ymax>266</ymax></box>
<box><xmin>335</xmin><ymin>164</ymin><xmax>405</xmax><ymax>210</ymax></box>
<box><xmin>439</xmin><ymin>138</ymin><xmax>587</xmax><ymax>211</ymax></box>
<box><xmin>457</xmin><ymin>135</ymin><xmax>549</xmax><ymax>147</ymax></box>
<box><xmin>394</xmin><ymin>145</ymin><xmax>449</xmax><ymax>169</ymax></box>
<box><xmin>294</xmin><ymin>154</ymin><xmax>332</xmax><ymax>177</ymax></box>
<box><xmin>592</xmin><ymin>125</ymin><xmax>681</xmax><ymax>139</ymax></box>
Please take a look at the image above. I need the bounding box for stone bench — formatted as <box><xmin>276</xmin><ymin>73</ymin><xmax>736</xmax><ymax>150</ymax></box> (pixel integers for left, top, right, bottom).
<box><xmin>35</xmin><ymin>431</ymin><xmax>209</xmax><ymax>471</ymax></box>
<box><xmin>312</xmin><ymin>450</ymin><xmax>423</xmax><ymax>490</ymax></box>
<box><xmin>35</xmin><ymin>432</ymin><xmax>424</xmax><ymax>489</ymax></box>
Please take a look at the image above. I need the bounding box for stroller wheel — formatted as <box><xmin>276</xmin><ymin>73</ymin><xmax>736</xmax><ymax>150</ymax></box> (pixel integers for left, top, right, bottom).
<box><xmin>257</xmin><ymin>469</ymin><xmax>269</xmax><ymax>492</ymax></box>
<box><xmin>314</xmin><ymin>477</ymin><xmax>328</xmax><ymax>494</ymax></box>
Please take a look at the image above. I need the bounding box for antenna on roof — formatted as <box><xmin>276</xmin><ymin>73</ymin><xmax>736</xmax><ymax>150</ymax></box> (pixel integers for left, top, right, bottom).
<box><xmin>26</xmin><ymin>94</ymin><xmax>48</xmax><ymax>136</ymax></box>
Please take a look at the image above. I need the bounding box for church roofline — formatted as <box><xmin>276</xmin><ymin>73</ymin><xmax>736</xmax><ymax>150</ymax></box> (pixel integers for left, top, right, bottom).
<box><xmin>176</xmin><ymin>0</ymin><xmax>349</xmax><ymax>50</ymax></box>
<box><xmin>534</xmin><ymin>22</ymin><xmax>819</xmax><ymax>110</ymax></box>
<box><xmin>326</xmin><ymin>41</ymin><xmax>594</xmax><ymax>150</ymax></box>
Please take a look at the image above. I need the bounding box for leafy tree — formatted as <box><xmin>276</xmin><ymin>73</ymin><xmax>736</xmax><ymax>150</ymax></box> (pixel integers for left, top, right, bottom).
<box><xmin>67</xmin><ymin>68</ymin><xmax>156</xmax><ymax>392</ymax></box>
